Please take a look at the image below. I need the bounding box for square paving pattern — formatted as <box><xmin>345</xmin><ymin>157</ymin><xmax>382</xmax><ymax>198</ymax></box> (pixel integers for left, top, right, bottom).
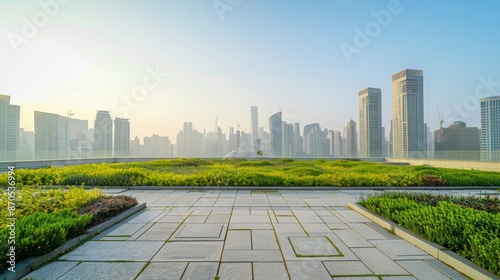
<box><xmin>24</xmin><ymin>189</ymin><xmax>471</xmax><ymax>279</ymax></box>
<box><xmin>289</xmin><ymin>236</ymin><xmax>342</xmax><ymax>257</ymax></box>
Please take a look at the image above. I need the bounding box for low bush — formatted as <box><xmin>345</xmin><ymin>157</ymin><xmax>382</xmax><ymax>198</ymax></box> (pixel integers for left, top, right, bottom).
<box><xmin>0</xmin><ymin>187</ymin><xmax>137</xmax><ymax>273</ymax></box>
<box><xmin>359</xmin><ymin>193</ymin><xmax>500</xmax><ymax>275</ymax></box>
<box><xmin>0</xmin><ymin>210</ymin><xmax>93</xmax><ymax>271</ymax></box>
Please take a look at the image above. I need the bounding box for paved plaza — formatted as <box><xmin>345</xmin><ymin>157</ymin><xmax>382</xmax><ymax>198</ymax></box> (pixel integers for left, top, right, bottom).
<box><xmin>23</xmin><ymin>189</ymin><xmax>479</xmax><ymax>280</ymax></box>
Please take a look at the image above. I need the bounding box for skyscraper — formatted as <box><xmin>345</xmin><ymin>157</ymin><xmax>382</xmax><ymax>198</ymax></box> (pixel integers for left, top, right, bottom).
<box><xmin>333</xmin><ymin>130</ymin><xmax>343</xmax><ymax>157</ymax></box>
<box><xmin>114</xmin><ymin>118</ymin><xmax>130</xmax><ymax>157</ymax></box>
<box><xmin>346</xmin><ymin>120</ymin><xmax>357</xmax><ymax>157</ymax></box>
<box><xmin>251</xmin><ymin>106</ymin><xmax>261</xmax><ymax>151</ymax></box>
<box><xmin>269</xmin><ymin>112</ymin><xmax>282</xmax><ymax>157</ymax></box>
<box><xmin>176</xmin><ymin>122</ymin><xmax>203</xmax><ymax>157</ymax></box>
<box><xmin>358</xmin><ymin>88</ymin><xmax>383</xmax><ymax>157</ymax></box>
<box><xmin>0</xmin><ymin>94</ymin><xmax>20</xmax><ymax>161</ymax></box>
<box><xmin>94</xmin><ymin>110</ymin><xmax>113</xmax><ymax>157</ymax></box>
<box><xmin>251</xmin><ymin>106</ymin><xmax>258</xmax><ymax>140</ymax></box>
<box><xmin>480</xmin><ymin>96</ymin><xmax>500</xmax><ymax>161</ymax></box>
<box><xmin>35</xmin><ymin>111</ymin><xmax>88</xmax><ymax>160</ymax></box>
<box><xmin>392</xmin><ymin>69</ymin><xmax>425</xmax><ymax>159</ymax></box>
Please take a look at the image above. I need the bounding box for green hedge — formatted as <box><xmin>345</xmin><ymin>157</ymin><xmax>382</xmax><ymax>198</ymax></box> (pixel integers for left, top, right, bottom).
<box><xmin>2</xmin><ymin>159</ymin><xmax>500</xmax><ymax>187</ymax></box>
<box><xmin>0</xmin><ymin>210</ymin><xmax>93</xmax><ymax>271</ymax></box>
<box><xmin>360</xmin><ymin>194</ymin><xmax>500</xmax><ymax>275</ymax></box>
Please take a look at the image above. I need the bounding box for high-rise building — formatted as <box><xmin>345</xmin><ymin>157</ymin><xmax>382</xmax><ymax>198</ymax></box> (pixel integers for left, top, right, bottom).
<box><xmin>177</xmin><ymin>122</ymin><xmax>203</xmax><ymax>157</ymax></box>
<box><xmin>68</xmin><ymin>117</ymin><xmax>89</xmax><ymax>159</ymax></box>
<box><xmin>333</xmin><ymin>130</ymin><xmax>343</xmax><ymax>157</ymax></box>
<box><xmin>144</xmin><ymin>134</ymin><xmax>172</xmax><ymax>158</ymax></box>
<box><xmin>251</xmin><ymin>106</ymin><xmax>261</xmax><ymax>151</ymax></box>
<box><xmin>434</xmin><ymin>121</ymin><xmax>480</xmax><ymax>160</ymax></box>
<box><xmin>358</xmin><ymin>88</ymin><xmax>383</xmax><ymax>157</ymax></box>
<box><xmin>18</xmin><ymin>128</ymin><xmax>34</xmax><ymax>160</ymax></box>
<box><xmin>282</xmin><ymin>122</ymin><xmax>294</xmax><ymax>157</ymax></box>
<box><xmin>269</xmin><ymin>112</ymin><xmax>282</xmax><ymax>157</ymax></box>
<box><xmin>303</xmin><ymin>123</ymin><xmax>326</xmax><ymax>157</ymax></box>
<box><xmin>346</xmin><ymin>120</ymin><xmax>357</xmax><ymax>157</ymax></box>
<box><xmin>35</xmin><ymin>111</ymin><xmax>88</xmax><ymax>160</ymax></box>
<box><xmin>293</xmin><ymin>123</ymin><xmax>303</xmax><ymax>154</ymax></box>
<box><xmin>392</xmin><ymin>69</ymin><xmax>425</xmax><ymax>159</ymax></box>
<box><xmin>0</xmin><ymin>94</ymin><xmax>20</xmax><ymax>161</ymax></box>
<box><xmin>130</xmin><ymin>136</ymin><xmax>142</xmax><ymax>157</ymax></box>
<box><xmin>94</xmin><ymin>111</ymin><xmax>113</xmax><ymax>157</ymax></box>
<box><xmin>480</xmin><ymin>96</ymin><xmax>500</xmax><ymax>161</ymax></box>
<box><xmin>251</xmin><ymin>106</ymin><xmax>258</xmax><ymax>139</ymax></box>
<box><xmin>114</xmin><ymin>118</ymin><xmax>130</xmax><ymax>157</ymax></box>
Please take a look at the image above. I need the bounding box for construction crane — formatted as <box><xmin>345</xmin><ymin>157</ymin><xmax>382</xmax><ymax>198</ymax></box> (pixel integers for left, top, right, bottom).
<box><xmin>436</xmin><ymin>106</ymin><xmax>444</xmax><ymax>129</ymax></box>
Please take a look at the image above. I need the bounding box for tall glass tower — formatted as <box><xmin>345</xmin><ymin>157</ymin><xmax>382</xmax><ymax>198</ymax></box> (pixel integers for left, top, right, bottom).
<box><xmin>359</xmin><ymin>88</ymin><xmax>382</xmax><ymax>158</ymax></box>
<box><xmin>391</xmin><ymin>69</ymin><xmax>425</xmax><ymax>159</ymax></box>
<box><xmin>94</xmin><ymin>110</ymin><xmax>113</xmax><ymax>157</ymax></box>
<box><xmin>480</xmin><ymin>96</ymin><xmax>500</xmax><ymax>161</ymax></box>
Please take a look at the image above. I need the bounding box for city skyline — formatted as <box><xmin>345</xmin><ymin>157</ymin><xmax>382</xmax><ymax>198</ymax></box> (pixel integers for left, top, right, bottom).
<box><xmin>2</xmin><ymin>1</ymin><xmax>500</xmax><ymax>141</ymax></box>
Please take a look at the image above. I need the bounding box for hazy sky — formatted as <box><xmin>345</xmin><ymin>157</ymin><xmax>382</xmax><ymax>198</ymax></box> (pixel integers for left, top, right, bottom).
<box><xmin>1</xmin><ymin>0</ymin><xmax>499</xmax><ymax>140</ymax></box>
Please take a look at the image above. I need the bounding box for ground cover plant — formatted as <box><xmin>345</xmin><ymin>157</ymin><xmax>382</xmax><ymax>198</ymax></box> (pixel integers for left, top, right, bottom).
<box><xmin>0</xmin><ymin>187</ymin><xmax>137</xmax><ymax>272</ymax></box>
<box><xmin>358</xmin><ymin>192</ymin><xmax>500</xmax><ymax>275</ymax></box>
<box><xmin>1</xmin><ymin>159</ymin><xmax>499</xmax><ymax>187</ymax></box>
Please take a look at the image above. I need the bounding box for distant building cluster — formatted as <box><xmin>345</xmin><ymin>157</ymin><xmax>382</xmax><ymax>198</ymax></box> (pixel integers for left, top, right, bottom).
<box><xmin>1</xmin><ymin>70</ymin><xmax>499</xmax><ymax>161</ymax></box>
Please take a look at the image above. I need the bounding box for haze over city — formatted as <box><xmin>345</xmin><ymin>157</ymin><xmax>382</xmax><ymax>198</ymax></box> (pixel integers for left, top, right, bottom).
<box><xmin>1</xmin><ymin>0</ymin><xmax>500</xmax><ymax>141</ymax></box>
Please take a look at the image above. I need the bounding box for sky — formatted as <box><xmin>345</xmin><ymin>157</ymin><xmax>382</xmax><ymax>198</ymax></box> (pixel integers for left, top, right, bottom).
<box><xmin>1</xmin><ymin>0</ymin><xmax>499</xmax><ymax>141</ymax></box>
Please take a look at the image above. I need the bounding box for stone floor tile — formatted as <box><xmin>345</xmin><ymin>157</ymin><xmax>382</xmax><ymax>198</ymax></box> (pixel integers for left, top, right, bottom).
<box><xmin>323</xmin><ymin>261</ymin><xmax>372</xmax><ymax>276</ymax></box>
<box><xmin>181</xmin><ymin>262</ymin><xmax>218</xmax><ymax>280</ymax></box>
<box><xmin>136</xmin><ymin>223</ymin><xmax>178</xmax><ymax>241</ymax></box>
<box><xmin>175</xmin><ymin>224</ymin><xmax>223</xmax><ymax>238</ymax></box>
<box><xmin>274</xmin><ymin>223</ymin><xmax>306</xmax><ymax>234</ymax></box>
<box><xmin>252</xmin><ymin>230</ymin><xmax>279</xmax><ymax>250</ymax></box>
<box><xmin>424</xmin><ymin>259</ymin><xmax>469</xmax><ymax>280</ymax></box>
<box><xmin>277</xmin><ymin>216</ymin><xmax>299</xmax><ymax>223</ymax></box>
<box><xmin>183</xmin><ymin>215</ymin><xmax>208</xmax><ymax>223</ymax></box>
<box><xmin>351</xmin><ymin>248</ymin><xmax>408</xmax><ymax>275</ymax></box>
<box><xmin>225</xmin><ymin>230</ymin><xmax>252</xmax><ymax>249</ymax></box>
<box><xmin>153</xmin><ymin>242</ymin><xmax>224</xmax><ymax>262</ymax></box>
<box><xmin>60</xmin><ymin>241</ymin><xmax>163</xmax><ymax>261</ymax></box>
<box><xmin>106</xmin><ymin>222</ymin><xmax>147</xmax><ymax>237</ymax></box>
<box><xmin>349</xmin><ymin>223</ymin><xmax>387</xmax><ymax>240</ymax></box>
<box><xmin>253</xmin><ymin>262</ymin><xmax>289</xmax><ymax>280</ymax></box>
<box><xmin>333</xmin><ymin>230</ymin><xmax>373</xmax><ymax>248</ymax></box>
<box><xmin>396</xmin><ymin>260</ymin><xmax>452</xmax><ymax>280</ymax></box>
<box><xmin>370</xmin><ymin>240</ymin><xmax>431</xmax><ymax>260</ymax></box>
<box><xmin>380</xmin><ymin>277</ymin><xmax>417</xmax><ymax>280</ymax></box>
<box><xmin>228</xmin><ymin>223</ymin><xmax>274</xmax><ymax>230</ymax></box>
<box><xmin>230</xmin><ymin>215</ymin><xmax>270</xmax><ymax>223</ymax></box>
<box><xmin>218</xmin><ymin>263</ymin><xmax>252</xmax><ymax>280</ymax></box>
<box><xmin>22</xmin><ymin>261</ymin><xmax>79</xmax><ymax>280</ymax></box>
<box><xmin>222</xmin><ymin>250</ymin><xmax>283</xmax><ymax>262</ymax></box>
<box><xmin>289</xmin><ymin>237</ymin><xmax>341</xmax><ymax>257</ymax></box>
<box><xmin>136</xmin><ymin>262</ymin><xmax>188</xmax><ymax>280</ymax></box>
<box><xmin>287</xmin><ymin>261</ymin><xmax>332</xmax><ymax>280</ymax></box>
<box><xmin>302</xmin><ymin>223</ymin><xmax>333</xmax><ymax>234</ymax></box>
<box><xmin>58</xmin><ymin>262</ymin><xmax>146</xmax><ymax>280</ymax></box>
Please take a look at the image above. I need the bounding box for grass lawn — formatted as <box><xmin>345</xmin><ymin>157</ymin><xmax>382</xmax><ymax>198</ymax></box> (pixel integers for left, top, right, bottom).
<box><xmin>2</xmin><ymin>158</ymin><xmax>500</xmax><ymax>187</ymax></box>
